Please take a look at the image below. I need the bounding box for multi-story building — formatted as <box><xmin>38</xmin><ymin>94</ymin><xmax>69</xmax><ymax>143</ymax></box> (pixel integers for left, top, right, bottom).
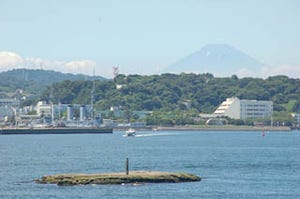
<box><xmin>214</xmin><ymin>97</ymin><xmax>273</xmax><ymax>119</ymax></box>
<box><xmin>36</xmin><ymin>101</ymin><xmax>52</xmax><ymax>116</ymax></box>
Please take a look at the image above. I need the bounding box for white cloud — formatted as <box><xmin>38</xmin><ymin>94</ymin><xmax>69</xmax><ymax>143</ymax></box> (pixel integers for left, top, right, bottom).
<box><xmin>0</xmin><ymin>51</ymin><xmax>24</xmax><ymax>70</ymax></box>
<box><xmin>235</xmin><ymin>68</ymin><xmax>257</xmax><ymax>78</ymax></box>
<box><xmin>1</xmin><ymin>51</ymin><xmax>300</xmax><ymax>79</ymax></box>
<box><xmin>261</xmin><ymin>65</ymin><xmax>300</xmax><ymax>78</ymax></box>
<box><xmin>0</xmin><ymin>51</ymin><xmax>111</xmax><ymax>77</ymax></box>
<box><xmin>65</xmin><ymin>60</ymin><xmax>96</xmax><ymax>74</ymax></box>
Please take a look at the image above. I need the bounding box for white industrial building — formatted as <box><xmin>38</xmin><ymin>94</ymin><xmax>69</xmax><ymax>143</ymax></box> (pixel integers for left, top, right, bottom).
<box><xmin>214</xmin><ymin>97</ymin><xmax>273</xmax><ymax>119</ymax></box>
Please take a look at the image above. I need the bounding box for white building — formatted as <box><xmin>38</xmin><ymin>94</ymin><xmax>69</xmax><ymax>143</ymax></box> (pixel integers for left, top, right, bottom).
<box><xmin>36</xmin><ymin>101</ymin><xmax>52</xmax><ymax>116</ymax></box>
<box><xmin>214</xmin><ymin>97</ymin><xmax>273</xmax><ymax>119</ymax></box>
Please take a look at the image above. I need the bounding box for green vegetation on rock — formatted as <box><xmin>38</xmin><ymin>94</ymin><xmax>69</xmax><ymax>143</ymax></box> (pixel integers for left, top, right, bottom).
<box><xmin>35</xmin><ymin>171</ymin><xmax>201</xmax><ymax>186</ymax></box>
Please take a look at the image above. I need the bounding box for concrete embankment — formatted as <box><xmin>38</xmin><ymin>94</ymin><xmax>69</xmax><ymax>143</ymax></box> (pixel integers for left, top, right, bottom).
<box><xmin>0</xmin><ymin>127</ymin><xmax>113</xmax><ymax>135</ymax></box>
<box><xmin>35</xmin><ymin>171</ymin><xmax>201</xmax><ymax>186</ymax></box>
<box><xmin>155</xmin><ymin>126</ymin><xmax>291</xmax><ymax>132</ymax></box>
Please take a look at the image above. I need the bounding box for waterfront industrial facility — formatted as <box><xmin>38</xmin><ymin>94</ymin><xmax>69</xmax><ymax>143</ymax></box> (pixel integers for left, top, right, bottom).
<box><xmin>0</xmin><ymin>95</ymin><xmax>299</xmax><ymax>129</ymax></box>
<box><xmin>0</xmin><ymin>99</ymin><xmax>100</xmax><ymax>127</ymax></box>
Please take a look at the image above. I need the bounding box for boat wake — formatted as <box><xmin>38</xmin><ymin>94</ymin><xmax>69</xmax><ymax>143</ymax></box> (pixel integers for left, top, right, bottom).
<box><xmin>135</xmin><ymin>133</ymin><xmax>179</xmax><ymax>137</ymax></box>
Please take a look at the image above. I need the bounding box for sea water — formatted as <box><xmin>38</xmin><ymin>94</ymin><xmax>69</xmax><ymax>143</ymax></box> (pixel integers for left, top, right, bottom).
<box><xmin>0</xmin><ymin>131</ymin><xmax>299</xmax><ymax>199</ymax></box>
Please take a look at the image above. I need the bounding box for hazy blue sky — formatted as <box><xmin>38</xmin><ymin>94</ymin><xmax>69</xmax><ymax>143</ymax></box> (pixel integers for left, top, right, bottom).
<box><xmin>0</xmin><ymin>0</ymin><xmax>300</xmax><ymax>77</ymax></box>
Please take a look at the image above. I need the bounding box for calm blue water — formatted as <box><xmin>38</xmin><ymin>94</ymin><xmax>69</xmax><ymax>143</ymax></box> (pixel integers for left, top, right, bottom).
<box><xmin>0</xmin><ymin>131</ymin><xmax>299</xmax><ymax>199</ymax></box>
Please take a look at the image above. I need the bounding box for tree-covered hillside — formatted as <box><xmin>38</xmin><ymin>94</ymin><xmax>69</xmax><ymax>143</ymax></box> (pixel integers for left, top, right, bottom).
<box><xmin>41</xmin><ymin>73</ymin><xmax>300</xmax><ymax>114</ymax></box>
<box><xmin>0</xmin><ymin>69</ymin><xmax>106</xmax><ymax>96</ymax></box>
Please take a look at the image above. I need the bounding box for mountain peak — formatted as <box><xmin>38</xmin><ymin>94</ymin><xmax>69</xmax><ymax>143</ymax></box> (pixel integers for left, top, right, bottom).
<box><xmin>165</xmin><ymin>44</ymin><xmax>263</xmax><ymax>77</ymax></box>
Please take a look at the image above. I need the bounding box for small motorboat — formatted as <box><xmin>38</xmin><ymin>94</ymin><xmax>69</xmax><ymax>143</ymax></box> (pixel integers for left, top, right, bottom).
<box><xmin>124</xmin><ymin>128</ymin><xmax>136</xmax><ymax>137</ymax></box>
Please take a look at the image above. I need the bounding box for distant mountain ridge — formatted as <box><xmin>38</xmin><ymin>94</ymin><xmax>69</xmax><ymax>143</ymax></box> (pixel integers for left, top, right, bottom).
<box><xmin>1</xmin><ymin>68</ymin><xmax>106</xmax><ymax>84</ymax></box>
<box><xmin>165</xmin><ymin>44</ymin><xmax>263</xmax><ymax>77</ymax></box>
<box><xmin>0</xmin><ymin>69</ymin><xmax>106</xmax><ymax>96</ymax></box>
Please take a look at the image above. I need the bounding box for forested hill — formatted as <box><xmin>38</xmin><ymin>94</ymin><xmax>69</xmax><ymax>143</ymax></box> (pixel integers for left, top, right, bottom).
<box><xmin>41</xmin><ymin>73</ymin><xmax>300</xmax><ymax>114</ymax></box>
<box><xmin>0</xmin><ymin>69</ymin><xmax>106</xmax><ymax>95</ymax></box>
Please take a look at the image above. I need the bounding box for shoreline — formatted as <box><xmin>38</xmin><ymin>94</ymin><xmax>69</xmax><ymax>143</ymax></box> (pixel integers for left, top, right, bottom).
<box><xmin>1</xmin><ymin>125</ymin><xmax>293</xmax><ymax>134</ymax></box>
<box><xmin>155</xmin><ymin>126</ymin><xmax>291</xmax><ymax>132</ymax></box>
<box><xmin>0</xmin><ymin>127</ymin><xmax>113</xmax><ymax>135</ymax></box>
<box><xmin>115</xmin><ymin>125</ymin><xmax>291</xmax><ymax>132</ymax></box>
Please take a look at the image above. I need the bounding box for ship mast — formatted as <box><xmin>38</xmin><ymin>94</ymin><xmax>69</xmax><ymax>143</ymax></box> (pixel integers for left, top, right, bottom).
<box><xmin>91</xmin><ymin>69</ymin><xmax>95</xmax><ymax>121</ymax></box>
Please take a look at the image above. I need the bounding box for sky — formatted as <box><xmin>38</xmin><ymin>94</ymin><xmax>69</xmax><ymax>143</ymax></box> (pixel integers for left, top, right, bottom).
<box><xmin>0</xmin><ymin>0</ymin><xmax>300</xmax><ymax>78</ymax></box>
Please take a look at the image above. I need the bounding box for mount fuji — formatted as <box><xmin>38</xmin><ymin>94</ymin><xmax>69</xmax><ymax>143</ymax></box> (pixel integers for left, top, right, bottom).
<box><xmin>164</xmin><ymin>44</ymin><xmax>264</xmax><ymax>77</ymax></box>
